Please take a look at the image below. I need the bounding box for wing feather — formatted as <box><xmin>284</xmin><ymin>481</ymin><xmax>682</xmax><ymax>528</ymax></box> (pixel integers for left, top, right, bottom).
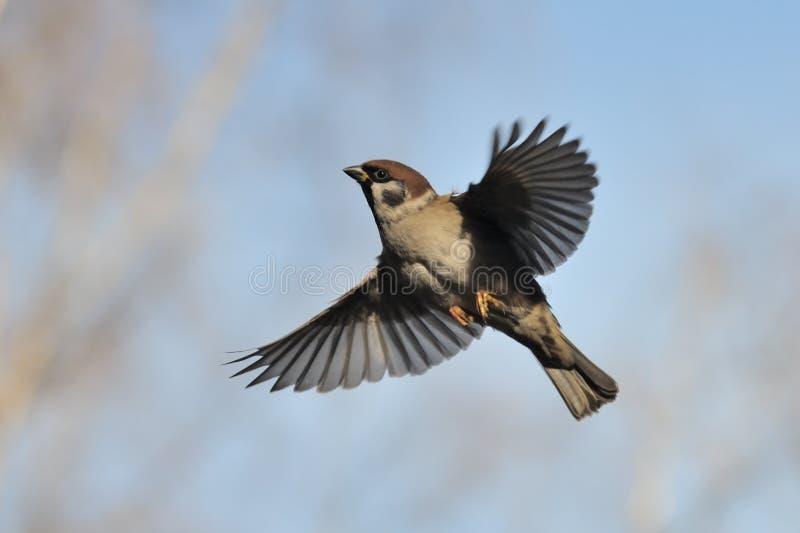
<box><xmin>230</xmin><ymin>268</ymin><xmax>482</xmax><ymax>392</ymax></box>
<box><xmin>456</xmin><ymin>118</ymin><xmax>599</xmax><ymax>275</ymax></box>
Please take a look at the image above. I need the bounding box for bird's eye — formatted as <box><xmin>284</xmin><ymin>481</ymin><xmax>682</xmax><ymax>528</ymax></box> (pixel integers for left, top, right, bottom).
<box><xmin>374</xmin><ymin>169</ymin><xmax>389</xmax><ymax>182</ymax></box>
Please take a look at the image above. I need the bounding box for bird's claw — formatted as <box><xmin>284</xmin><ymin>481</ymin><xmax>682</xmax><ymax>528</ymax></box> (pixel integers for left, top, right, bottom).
<box><xmin>476</xmin><ymin>290</ymin><xmax>502</xmax><ymax>322</ymax></box>
<box><xmin>449</xmin><ymin>306</ymin><xmax>473</xmax><ymax>327</ymax></box>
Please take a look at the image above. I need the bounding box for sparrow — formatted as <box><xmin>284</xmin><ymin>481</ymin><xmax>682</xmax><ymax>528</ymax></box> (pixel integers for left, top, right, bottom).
<box><xmin>230</xmin><ymin>118</ymin><xmax>618</xmax><ymax>419</ymax></box>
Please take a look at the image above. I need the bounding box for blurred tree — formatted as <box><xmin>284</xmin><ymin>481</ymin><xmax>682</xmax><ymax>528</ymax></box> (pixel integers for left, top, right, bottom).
<box><xmin>0</xmin><ymin>1</ymin><xmax>272</xmax><ymax>531</ymax></box>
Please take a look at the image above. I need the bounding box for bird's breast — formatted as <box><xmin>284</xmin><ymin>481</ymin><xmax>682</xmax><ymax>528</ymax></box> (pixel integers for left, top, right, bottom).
<box><xmin>381</xmin><ymin>200</ymin><xmax>475</xmax><ymax>291</ymax></box>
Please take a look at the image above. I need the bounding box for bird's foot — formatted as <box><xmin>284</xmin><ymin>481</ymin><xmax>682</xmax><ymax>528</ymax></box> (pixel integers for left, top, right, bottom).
<box><xmin>449</xmin><ymin>306</ymin><xmax>474</xmax><ymax>327</ymax></box>
<box><xmin>476</xmin><ymin>290</ymin><xmax>503</xmax><ymax>322</ymax></box>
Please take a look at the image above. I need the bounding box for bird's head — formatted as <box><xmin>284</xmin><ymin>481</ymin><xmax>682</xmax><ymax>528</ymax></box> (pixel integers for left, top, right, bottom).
<box><xmin>343</xmin><ymin>160</ymin><xmax>436</xmax><ymax>223</ymax></box>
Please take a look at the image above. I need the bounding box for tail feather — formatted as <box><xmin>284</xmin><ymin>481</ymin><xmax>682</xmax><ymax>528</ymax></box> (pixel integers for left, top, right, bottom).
<box><xmin>564</xmin><ymin>336</ymin><xmax>619</xmax><ymax>397</ymax></box>
<box><xmin>544</xmin><ymin>367</ymin><xmax>616</xmax><ymax>420</ymax></box>
<box><xmin>481</xmin><ymin>297</ymin><xmax>618</xmax><ymax>420</ymax></box>
<box><xmin>539</xmin><ymin>335</ymin><xmax>618</xmax><ymax>420</ymax></box>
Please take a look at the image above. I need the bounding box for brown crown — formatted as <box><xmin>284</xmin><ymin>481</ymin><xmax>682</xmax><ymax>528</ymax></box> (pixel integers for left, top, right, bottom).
<box><xmin>362</xmin><ymin>159</ymin><xmax>434</xmax><ymax>199</ymax></box>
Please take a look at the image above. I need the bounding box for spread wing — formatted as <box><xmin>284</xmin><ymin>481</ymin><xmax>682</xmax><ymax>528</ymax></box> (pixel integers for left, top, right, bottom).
<box><xmin>455</xmin><ymin>119</ymin><xmax>598</xmax><ymax>275</ymax></box>
<box><xmin>228</xmin><ymin>267</ymin><xmax>483</xmax><ymax>392</ymax></box>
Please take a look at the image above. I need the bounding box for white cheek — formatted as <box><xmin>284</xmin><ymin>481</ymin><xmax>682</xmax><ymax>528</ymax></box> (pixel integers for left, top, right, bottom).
<box><xmin>371</xmin><ymin>182</ymin><xmax>407</xmax><ymax>220</ymax></box>
<box><xmin>372</xmin><ymin>181</ymin><xmax>404</xmax><ymax>198</ymax></box>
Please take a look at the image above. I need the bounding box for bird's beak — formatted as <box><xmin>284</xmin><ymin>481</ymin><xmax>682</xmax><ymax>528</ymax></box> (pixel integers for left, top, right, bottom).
<box><xmin>343</xmin><ymin>165</ymin><xmax>369</xmax><ymax>183</ymax></box>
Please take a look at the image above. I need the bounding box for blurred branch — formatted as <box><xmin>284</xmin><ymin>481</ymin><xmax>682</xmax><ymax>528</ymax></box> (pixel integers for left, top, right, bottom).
<box><xmin>0</xmin><ymin>1</ymin><xmax>277</xmax><ymax>530</ymax></box>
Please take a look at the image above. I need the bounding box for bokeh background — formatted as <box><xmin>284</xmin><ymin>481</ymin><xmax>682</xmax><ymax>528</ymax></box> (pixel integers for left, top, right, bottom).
<box><xmin>1</xmin><ymin>1</ymin><xmax>799</xmax><ymax>531</ymax></box>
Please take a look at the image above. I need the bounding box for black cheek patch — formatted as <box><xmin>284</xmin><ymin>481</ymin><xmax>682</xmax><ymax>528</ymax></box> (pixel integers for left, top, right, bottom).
<box><xmin>381</xmin><ymin>188</ymin><xmax>405</xmax><ymax>207</ymax></box>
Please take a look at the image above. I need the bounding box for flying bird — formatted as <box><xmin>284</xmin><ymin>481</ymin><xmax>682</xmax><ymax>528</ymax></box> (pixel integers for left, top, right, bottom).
<box><xmin>230</xmin><ymin>119</ymin><xmax>618</xmax><ymax>419</ymax></box>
